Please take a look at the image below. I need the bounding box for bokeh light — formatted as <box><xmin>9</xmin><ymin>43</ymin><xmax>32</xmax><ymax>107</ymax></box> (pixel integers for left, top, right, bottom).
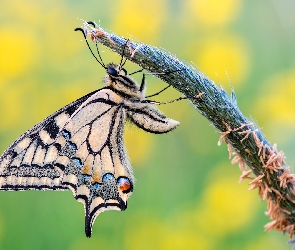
<box><xmin>185</xmin><ymin>0</ymin><xmax>243</xmax><ymax>28</ymax></box>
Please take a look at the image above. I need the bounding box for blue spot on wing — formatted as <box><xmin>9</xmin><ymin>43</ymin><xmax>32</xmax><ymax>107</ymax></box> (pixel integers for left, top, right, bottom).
<box><xmin>61</xmin><ymin>130</ymin><xmax>71</xmax><ymax>139</ymax></box>
<box><xmin>102</xmin><ymin>173</ymin><xmax>115</xmax><ymax>181</ymax></box>
<box><xmin>68</xmin><ymin>141</ymin><xmax>77</xmax><ymax>150</ymax></box>
<box><xmin>93</xmin><ymin>183</ymin><xmax>101</xmax><ymax>188</ymax></box>
<box><xmin>72</xmin><ymin>158</ymin><xmax>82</xmax><ymax>167</ymax></box>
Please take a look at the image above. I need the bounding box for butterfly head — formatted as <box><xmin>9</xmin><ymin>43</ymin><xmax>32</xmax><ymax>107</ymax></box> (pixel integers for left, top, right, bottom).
<box><xmin>106</xmin><ymin>65</ymin><xmax>120</xmax><ymax>77</ymax></box>
<box><xmin>104</xmin><ymin>63</ymin><xmax>144</xmax><ymax>100</ymax></box>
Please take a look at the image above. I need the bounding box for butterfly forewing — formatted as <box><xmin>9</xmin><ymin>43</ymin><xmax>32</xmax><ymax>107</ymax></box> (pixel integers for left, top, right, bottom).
<box><xmin>0</xmin><ymin>90</ymin><xmax>99</xmax><ymax>191</ymax></box>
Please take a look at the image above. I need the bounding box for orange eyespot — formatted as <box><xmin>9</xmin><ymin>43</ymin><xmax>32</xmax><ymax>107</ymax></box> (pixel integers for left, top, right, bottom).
<box><xmin>117</xmin><ymin>177</ymin><xmax>132</xmax><ymax>193</ymax></box>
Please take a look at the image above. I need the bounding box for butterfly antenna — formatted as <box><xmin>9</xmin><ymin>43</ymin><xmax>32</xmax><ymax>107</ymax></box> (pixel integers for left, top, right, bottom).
<box><xmin>75</xmin><ymin>27</ymin><xmax>107</xmax><ymax>69</ymax></box>
<box><xmin>118</xmin><ymin>39</ymin><xmax>129</xmax><ymax>70</ymax></box>
<box><xmin>86</xmin><ymin>21</ymin><xmax>106</xmax><ymax>68</ymax></box>
<box><xmin>94</xmin><ymin>43</ymin><xmax>106</xmax><ymax>68</ymax></box>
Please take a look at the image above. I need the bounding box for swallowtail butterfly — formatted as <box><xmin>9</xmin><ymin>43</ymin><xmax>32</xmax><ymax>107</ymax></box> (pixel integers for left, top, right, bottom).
<box><xmin>0</xmin><ymin>23</ymin><xmax>179</xmax><ymax>237</ymax></box>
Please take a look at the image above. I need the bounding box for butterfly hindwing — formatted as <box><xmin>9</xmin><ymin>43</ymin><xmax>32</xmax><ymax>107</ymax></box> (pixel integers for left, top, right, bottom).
<box><xmin>54</xmin><ymin>89</ymin><xmax>134</xmax><ymax>237</ymax></box>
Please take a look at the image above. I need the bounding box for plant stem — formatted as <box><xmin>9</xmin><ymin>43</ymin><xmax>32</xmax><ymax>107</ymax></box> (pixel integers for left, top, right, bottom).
<box><xmin>82</xmin><ymin>21</ymin><xmax>295</xmax><ymax>241</ymax></box>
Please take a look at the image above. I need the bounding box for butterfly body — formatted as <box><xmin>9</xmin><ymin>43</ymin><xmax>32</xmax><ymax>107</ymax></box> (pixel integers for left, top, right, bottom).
<box><xmin>0</xmin><ymin>63</ymin><xmax>179</xmax><ymax>237</ymax></box>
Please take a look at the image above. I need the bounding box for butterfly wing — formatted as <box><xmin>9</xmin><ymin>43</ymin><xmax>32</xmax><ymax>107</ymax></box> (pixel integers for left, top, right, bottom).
<box><xmin>0</xmin><ymin>89</ymin><xmax>100</xmax><ymax>191</ymax></box>
<box><xmin>0</xmin><ymin>88</ymin><xmax>134</xmax><ymax>237</ymax></box>
<box><xmin>126</xmin><ymin>102</ymin><xmax>180</xmax><ymax>133</ymax></box>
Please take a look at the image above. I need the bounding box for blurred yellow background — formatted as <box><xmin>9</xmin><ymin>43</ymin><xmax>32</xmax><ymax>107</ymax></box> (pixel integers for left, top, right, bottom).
<box><xmin>1</xmin><ymin>0</ymin><xmax>295</xmax><ymax>249</ymax></box>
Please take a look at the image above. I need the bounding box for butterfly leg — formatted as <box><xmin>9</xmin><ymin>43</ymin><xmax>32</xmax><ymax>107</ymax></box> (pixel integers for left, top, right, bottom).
<box><xmin>118</xmin><ymin>39</ymin><xmax>130</xmax><ymax>69</ymax></box>
<box><xmin>145</xmin><ymin>85</ymin><xmax>171</xmax><ymax>98</ymax></box>
<box><xmin>139</xmin><ymin>73</ymin><xmax>146</xmax><ymax>93</ymax></box>
<box><xmin>129</xmin><ymin>68</ymin><xmax>144</xmax><ymax>75</ymax></box>
<box><xmin>144</xmin><ymin>96</ymin><xmax>187</xmax><ymax>105</ymax></box>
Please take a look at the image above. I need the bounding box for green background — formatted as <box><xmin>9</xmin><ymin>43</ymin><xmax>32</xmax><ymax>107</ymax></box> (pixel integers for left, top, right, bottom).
<box><xmin>0</xmin><ymin>1</ymin><xmax>295</xmax><ymax>249</ymax></box>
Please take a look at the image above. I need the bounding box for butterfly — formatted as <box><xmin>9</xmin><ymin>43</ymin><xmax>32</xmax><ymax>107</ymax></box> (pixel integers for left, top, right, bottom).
<box><xmin>0</xmin><ymin>23</ymin><xmax>179</xmax><ymax>237</ymax></box>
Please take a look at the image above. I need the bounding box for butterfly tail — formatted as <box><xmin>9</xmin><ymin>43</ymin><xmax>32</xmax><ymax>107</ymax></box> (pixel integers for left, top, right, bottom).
<box><xmin>85</xmin><ymin>204</ymin><xmax>92</xmax><ymax>238</ymax></box>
